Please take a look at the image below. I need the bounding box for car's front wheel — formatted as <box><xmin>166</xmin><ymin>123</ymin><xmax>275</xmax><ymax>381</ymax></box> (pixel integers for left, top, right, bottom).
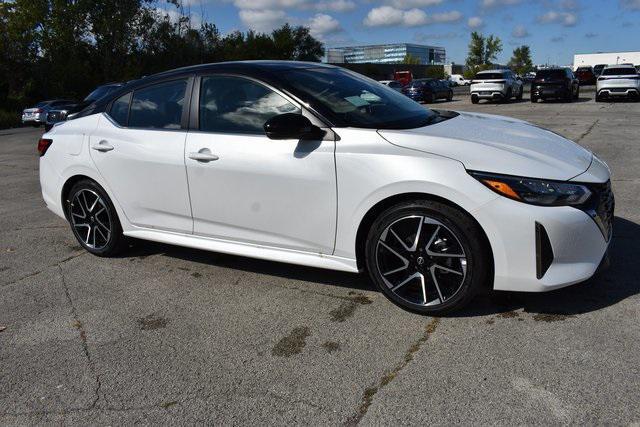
<box><xmin>365</xmin><ymin>200</ymin><xmax>490</xmax><ymax>315</ymax></box>
<box><xmin>66</xmin><ymin>180</ymin><xmax>127</xmax><ymax>256</ymax></box>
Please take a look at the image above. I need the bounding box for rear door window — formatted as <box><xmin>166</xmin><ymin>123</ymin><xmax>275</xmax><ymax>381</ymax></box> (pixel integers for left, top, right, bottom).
<box><xmin>109</xmin><ymin>92</ymin><xmax>132</xmax><ymax>126</ymax></box>
<box><xmin>128</xmin><ymin>79</ymin><xmax>187</xmax><ymax>129</ymax></box>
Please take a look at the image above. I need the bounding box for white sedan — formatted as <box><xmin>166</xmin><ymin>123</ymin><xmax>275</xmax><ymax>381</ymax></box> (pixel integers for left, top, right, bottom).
<box><xmin>38</xmin><ymin>61</ymin><xmax>613</xmax><ymax>314</ymax></box>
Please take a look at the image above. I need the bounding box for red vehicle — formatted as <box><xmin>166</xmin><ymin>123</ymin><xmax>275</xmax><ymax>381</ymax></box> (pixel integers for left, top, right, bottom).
<box><xmin>575</xmin><ymin>66</ymin><xmax>596</xmax><ymax>85</ymax></box>
<box><xmin>393</xmin><ymin>71</ymin><xmax>413</xmax><ymax>86</ymax></box>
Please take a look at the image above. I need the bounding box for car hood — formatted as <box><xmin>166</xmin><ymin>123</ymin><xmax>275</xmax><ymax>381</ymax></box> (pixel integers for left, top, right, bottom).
<box><xmin>378</xmin><ymin>111</ymin><xmax>593</xmax><ymax>181</ymax></box>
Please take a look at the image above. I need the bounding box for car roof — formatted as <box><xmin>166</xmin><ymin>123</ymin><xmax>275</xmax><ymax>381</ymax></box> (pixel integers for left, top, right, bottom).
<box><xmin>477</xmin><ymin>70</ymin><xmax>506</xmax><ymax>74</ymax></box>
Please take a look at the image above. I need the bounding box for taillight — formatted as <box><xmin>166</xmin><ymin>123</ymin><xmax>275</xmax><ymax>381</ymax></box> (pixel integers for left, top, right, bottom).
<box><xmin>38</xmin><ymin>138</ymin><xmax>53</xmax><ymax>156</ymax></box>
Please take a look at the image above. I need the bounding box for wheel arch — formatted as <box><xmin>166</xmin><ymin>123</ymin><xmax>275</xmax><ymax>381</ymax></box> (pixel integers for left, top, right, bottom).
<box><xmin>354</xmin><ymin>192</ymin><xmax>494</xmax><ymax>288</ymax></box>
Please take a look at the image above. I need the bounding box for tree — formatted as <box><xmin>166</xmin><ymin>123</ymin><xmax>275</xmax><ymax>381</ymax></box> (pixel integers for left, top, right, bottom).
<box><xmin>508</xmin><ymin>45</ymin><xmax>533</xmax><ymax>76</ymax></box>
<box><xmin>0</xmin><ymin>0</ymin><xmax>325</xmax><ymax>119</ymax></box>
<box><xmin>484</xmin><ymin>35</ymin><xmax>503</xmax><ymax>65</ymax></box>
<box><xmin>465</xmin><ymin>32</ymin><xmax>484</xmax><ymax>68</ymax></box>
<box><xmin>403</xmin><ymin>53</ymin><xmax>421</xmax><ymax>65</ymax></box>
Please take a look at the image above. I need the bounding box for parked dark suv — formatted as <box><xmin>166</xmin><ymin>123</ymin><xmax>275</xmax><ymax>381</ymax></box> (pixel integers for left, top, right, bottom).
<box><xmin>531</xmin><ymin>68</ymin><xmax>579</xmax><ymax>103</ymax></box>
<box><xmin>575</xmin><ymin>66</ymin><xmax>596</xmax><ymax>85</ymax></box>
<box><xmin>401</xmin><ymin>79</ymin><xmax>453</xmax><ymax>103</ymax></box>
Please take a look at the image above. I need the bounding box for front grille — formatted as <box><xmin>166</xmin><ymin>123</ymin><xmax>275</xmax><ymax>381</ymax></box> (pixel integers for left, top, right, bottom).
<box><xmin>586</xmin><ymin>181</ymin><xmax>615</xmax><ymax>241</ymax></box>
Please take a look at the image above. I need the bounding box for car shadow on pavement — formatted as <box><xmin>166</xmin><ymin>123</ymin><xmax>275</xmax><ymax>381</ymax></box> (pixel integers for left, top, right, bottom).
<box><xmin>536</xmin><ymin>97</ymin><xmax>592</xmax><ymax>104</ymax></box>
<box><xmin>123</xmin><ymin>216</ymin><xmax>639</xmax><ymax>317</ymax></box>
<box><xmin>453</xmin><ymin>216</ymin><xmax>640</xmax><ymax>318</ymax></box>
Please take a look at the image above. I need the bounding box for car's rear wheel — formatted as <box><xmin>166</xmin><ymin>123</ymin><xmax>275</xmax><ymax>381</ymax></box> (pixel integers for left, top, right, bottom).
<box><xmin>424</xmin><ymin>92</ymin><xmax>434</xmax><ymax>104</ymax></box>
<box><xmin>516</xmin><ymin>86</ymin><xmax>523</xmax><ymax>100</ymax></box>
<box><xmin>447</xmin><ymin>90</ymin><xmax>453</xmax><ymax>101</ymax></box>
<box><xmin>471</xmin><ymin>95</ymin><xmax>479</xmax><ymax>104</ymax></box>
<box><xmin>365</xmin><ymin>200</ymin><xmax>490</xmax><ymax>315</ymax></box>
<box><xmin>66</xmin><ymin>180</ymin><xmax>127</xmax><ymax>256</ymax></box>
<box><xmin>502</xmin><ymin>88</ymin><xmax>512</xmax><ymax>103</ymax></box>
<box><xmin>574</xmin><ymin>86</ymin><xmax>580</xmax><ymax>100</ymax></box>
<box><xmin>531</xmin><ymin>95</ymin><xmax>538</xmax><ymax>103</ymax></box>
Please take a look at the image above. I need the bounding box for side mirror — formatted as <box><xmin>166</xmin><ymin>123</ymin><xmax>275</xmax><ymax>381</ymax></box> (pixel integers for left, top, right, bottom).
<box><xmin>263</xmin><ymin>113</ymin><xmax>324</xmax><ymax>140</ymax></box>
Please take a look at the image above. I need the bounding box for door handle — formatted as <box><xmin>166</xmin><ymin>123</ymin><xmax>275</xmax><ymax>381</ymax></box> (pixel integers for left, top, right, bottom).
<box><xmin>91</xmin><ymin>141</ymin><xmax>114</xmax><ymax>152</ymax></box>
<box><xmin>189</xmin><ymin>149</ymin><xmax>219</xmax><ymax>162</ymax></box>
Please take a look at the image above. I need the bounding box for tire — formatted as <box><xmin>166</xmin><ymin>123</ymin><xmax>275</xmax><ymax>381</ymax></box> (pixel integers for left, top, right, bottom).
<box><xmin>596</xmin><ymin>92</ymin><xmax>604</xmax><ymax>102</ymax></box>
<box><xmin>471</xmin><ymin>95</ymin><xmax>479</xmax><ymax>104</ymax></box>
<box><xmin>531</xmin><ymin>96</ymin><xmax>538</xmax><ymax>103</ymax></box>
<box><xmin>66</xmin><ymin>179</ymin><xmax>127</xmax><ymax>257</ymax></box>
<box><xmin>364</xmin><ymin>200</ymin><xmax>490</xmax><ymax>315</ymax></box>
<box><xmin>565</xmin><ymin>90</ymin><xmax>573</xmax><ymax>102</ymax></box>
<box><xmin>502</xmin><ymin>88</ymin><xmax>512</xmax><ymax>103</ymax></box>
<box><xmin>447</xmin><ymin>90</ymin><xmax>453</xmax><ymax>101</ymax></box>
<box><xmin>574</xmin><ymin>86</ymin><xmax>580</xmax><ymax>100</ymax></box>
<box><xmin>424</xmin><ymin>92</ymin><xmax>434</xmax><ymax>104</ymax></box>
<box><xmin>516</xmin><ymin>86</ymin><xmax>523</xmax><ymax>100</ymax></box>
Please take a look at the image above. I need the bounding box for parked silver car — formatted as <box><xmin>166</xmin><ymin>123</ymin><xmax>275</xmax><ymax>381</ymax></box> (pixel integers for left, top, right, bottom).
<box><xmin>470</xmin><ymin>70</ymin><xmax>523</xmax><ymax>104</ymax></box>
<box><xmin>21</xmin><ymin>100</ymin><xmax>76</xmax><ymax>127</ymax></box>
<box><xmin>45</xmin><ymin>83</ymin><xmax>125</xmax><ymax>131</ymax></box>
<box><xmin>596</xmin><ymin>65</ymin><xmax>640</xmax><ymax>102</ymax></box>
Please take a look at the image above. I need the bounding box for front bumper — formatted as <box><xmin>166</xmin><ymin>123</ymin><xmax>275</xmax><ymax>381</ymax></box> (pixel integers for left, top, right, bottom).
<box><xmin>473</xmin><ymin>185</ymin><xmax>613</xmax><ymax>293</ymax></box>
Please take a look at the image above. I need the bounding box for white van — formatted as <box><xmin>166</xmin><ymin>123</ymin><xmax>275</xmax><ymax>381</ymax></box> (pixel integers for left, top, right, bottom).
<box><xmin>449</xmin><ymin>74</ymin><xmax>469</xmax><ymax>86</ymax></box>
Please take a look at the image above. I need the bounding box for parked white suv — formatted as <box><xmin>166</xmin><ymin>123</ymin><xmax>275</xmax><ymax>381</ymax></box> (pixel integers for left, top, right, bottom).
<box><xmin>470</xmin><ymin>70</ymin><xmax>523</xmax><ymax>104</ymax></box>
<box><xmin>596</xmin><ymin>65</ymin><xmax>640</xmax><ymax>102</ymax></box>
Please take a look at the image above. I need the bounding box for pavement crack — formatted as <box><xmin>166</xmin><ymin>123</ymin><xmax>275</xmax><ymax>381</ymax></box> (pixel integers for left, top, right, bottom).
<box><xmin>345</xmin><ymin>317</ymin><xmax>441</xmax><ymax>426</ymax></box>
<box><xmin>575</xmin><ymin>119</ymin><xmax>599</xmax><ymax>143</ymax></box>
<box><xmin>58</xmin><ymin>264</ymin><xmax>102</xmax><ymax>410</ymax></box>
<box><xmin>1</xmin><ymin>252</ymin><xmax>85</xmax><ymax>289</ymax></box>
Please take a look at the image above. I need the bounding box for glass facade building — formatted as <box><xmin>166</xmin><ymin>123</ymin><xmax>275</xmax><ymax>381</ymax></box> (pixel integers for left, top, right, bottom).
<box><xmin>326</xmin><ymin>43</ymin><xmax>446</xmax><ymax>65</ymax></box>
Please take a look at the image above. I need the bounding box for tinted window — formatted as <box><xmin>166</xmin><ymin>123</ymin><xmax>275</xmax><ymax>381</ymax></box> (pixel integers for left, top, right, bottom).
<box><xmin>476</xmin><ymin>72</ymin><xmax>505</xmax><ymax>80</ymax></box>
<box><xmin>109</xmin><ymin>92</ymin><xmax>132</xmax><ymax>126</ymax></box>
<box><xmin>129</xmin><ymin>79</ymin><xmax>187</xmax><ymax>129</ymax></box>
<box><xmin>536</xmin><ymin>69</ymin><xmax>566</xmax><ymax>79</ymax></box>
<box><xmin>199</xmin><ymin>76</ymin><xmax>300</xmax><ymax>134</ymax></box>
<box><xmin>602</xmin><ymin>67</ymin><xmax>637</xmax><ymax>76</ymax></box>
<box><xmin>281</xmin><ymin>67</ymin><xmax>436</xmax><ymax>129</ymax></box>
<box><xmin>389</xmin><ymin>81</ymin><xmax>400</xmax><ymax>88</ymax></box>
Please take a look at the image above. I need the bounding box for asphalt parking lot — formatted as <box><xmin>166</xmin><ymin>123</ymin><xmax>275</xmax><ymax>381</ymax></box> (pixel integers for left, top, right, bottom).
<box><xmin>1</xmin><ymin>92</ymin><xmax>639</xmax><ymax>424</ymax></box>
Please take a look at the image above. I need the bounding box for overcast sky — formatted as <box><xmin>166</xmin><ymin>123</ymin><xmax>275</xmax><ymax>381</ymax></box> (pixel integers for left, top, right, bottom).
<box><xmin>161</xmin><ymin>0</ymin><xmax>640</xmax><ymax>65</ymax></box>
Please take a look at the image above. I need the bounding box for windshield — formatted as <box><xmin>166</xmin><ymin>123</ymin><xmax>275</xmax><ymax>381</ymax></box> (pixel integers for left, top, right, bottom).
<box><xmin>85</xmin><ymin>84</ymin><xmax>120</xmax><ymax>102</ymax></box>
<box><xmin>536</xmin><ymin>70</ymin><xmax>566</xmax><ymax>79</ymax></box>
<box><xmin>281</xmin><ymin>67</ymin><xmax>436</xmax><ymax>129</ymax></box>
<box><xmin>475</xmin><ymin>72</ymin><xmax>505</xmax><ymax>80</ymax></box>
<box><xmin>602</xmin><ymin>68</ymin><xmax>637</xmax><ymax>76</ymax></box>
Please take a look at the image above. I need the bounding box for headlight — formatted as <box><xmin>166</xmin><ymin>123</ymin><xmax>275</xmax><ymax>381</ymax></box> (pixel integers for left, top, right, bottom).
<box><xmin>469</xmin><ymin>171</ymin><xmax>592</xmax><ymax>206</ymax></box>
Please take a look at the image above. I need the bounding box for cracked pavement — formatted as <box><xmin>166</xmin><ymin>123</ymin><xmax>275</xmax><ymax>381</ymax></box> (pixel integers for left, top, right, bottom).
<box><xmin>1</xmin><ymin>95</ymin><xmax>640</xmax><ymax>424</ymax></box>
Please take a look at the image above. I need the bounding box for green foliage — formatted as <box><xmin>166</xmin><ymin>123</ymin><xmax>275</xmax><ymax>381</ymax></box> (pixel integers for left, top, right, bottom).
<box><xmin>425</xmin><ymin>66</ymin><xmax>445</xmax><ymax>79</ymax></box>
<box><xmin>463</xmin><ymin>64</ymin><xmax>492</xmax><ymax>80</ymax></box>
<box><xmin>484</xmin><ymin>35</ymin><xmax>503</xmax><ymax>65</ymax></box>
<box><xmin>465</xmin><ymin>32</ymin><xmax>503</xmax><ymax>68</ymax></box>
<box><xmin>508</xmin><ymin>45</ymin><xmax>534</xmax><ymax>76</ymax></box>
<box><xmin>0</xmin><ymin>110</ymin><xmax>20</xmax><ymax>130</ymax></box>
<box><xmin>0</xmin><ymin>1</ymin><xmax>324</xmax><ymax>121</ymax></box>
<box><xmin>466</xmin><ymin>32</ymin><xmax>485</xmax><ymax>68</ymax></box>
<box><xmin>403</xmin><ymin>54</ymin><xmax>421</xmax><ymax>65</ymax></box>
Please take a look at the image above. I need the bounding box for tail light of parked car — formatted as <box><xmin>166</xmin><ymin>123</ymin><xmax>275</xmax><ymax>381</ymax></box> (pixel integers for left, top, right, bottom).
<box><xmin>38</xmin><ymin>138</ymin><xmax>53</xmax><ymax>156</ymax></box>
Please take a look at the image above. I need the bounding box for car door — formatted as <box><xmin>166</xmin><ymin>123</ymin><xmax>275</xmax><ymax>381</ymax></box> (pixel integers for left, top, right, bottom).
<box><xmin>89</xmin><ymin>77</ymin><xmax>194</xmax><ymax>233</ymax></box>
<box><xmin>184</xmin><ymin>74</ymin><xmax>337</xmax><ymax>254</ymax></box>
